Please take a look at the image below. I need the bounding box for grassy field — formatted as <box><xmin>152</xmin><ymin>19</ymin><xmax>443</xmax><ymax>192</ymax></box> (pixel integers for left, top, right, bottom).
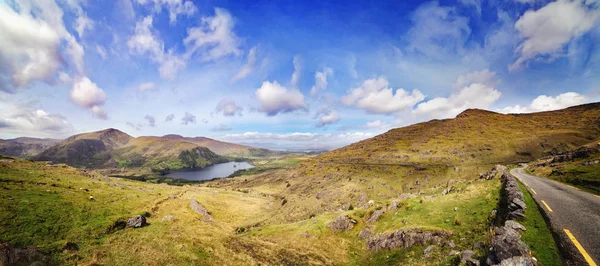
<box><xmin>528</xmin><ymin>153</ymin><xmax>600</xmax><ymax>195</ymax></box>
<box><xmin>1</xmin><ymin>158</ymin><xmax>505</xmax><ymax>265</ymax></box>
<box><xmin>517</xmin><ymin>182</ymin><xmax>563</xmax><ymax>265</ymax></box>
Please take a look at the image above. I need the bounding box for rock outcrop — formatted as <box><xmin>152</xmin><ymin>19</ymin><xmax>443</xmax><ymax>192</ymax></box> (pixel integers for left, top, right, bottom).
<box><xmin>190</xmin><ymin>198</ymin><xmax>213</xmax><ymax>220</ymax></box>
<box><xmin>127</xmin><ymin>215</ymin><xmax>147</xmax><ymax>228</ymax></box>
<box><xmin>328</xmin><ymin>216</ymin><xmax>356</xmax><ymax>232</ymax></box>
<box><xmin>366</xmin><ymin>210</ymin><xmax>384</xmax><ymax>223</ymax></box>
<box><xmin>0</xmin><ymin>243</ymin><xmax>48</xmax><ymax>265</ymax></box>
<box><xmin>365</xmin><ymin>229</ymin><xmax>452</xmax><ymax>251</ymax></box>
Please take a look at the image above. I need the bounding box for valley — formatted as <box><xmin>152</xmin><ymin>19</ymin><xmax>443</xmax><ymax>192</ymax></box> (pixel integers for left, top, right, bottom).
<box><xmin>1</xmin><ymin>103</ymin><xmax>600</xmax><ymax>265</ymax></box>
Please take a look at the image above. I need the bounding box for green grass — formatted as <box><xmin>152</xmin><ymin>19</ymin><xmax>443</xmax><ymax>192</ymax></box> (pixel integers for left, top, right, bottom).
<box><xmin>517</xmin><ymin>182</ymin><xmax>563</xmax><ymax>266</ymax></box>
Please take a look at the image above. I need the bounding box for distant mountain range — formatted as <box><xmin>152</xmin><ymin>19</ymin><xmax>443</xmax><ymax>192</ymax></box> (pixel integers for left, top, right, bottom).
<box><xmin>0</xmin><ymin>129</ymin><xmax>279</xmax><ymax>170</ymax></box>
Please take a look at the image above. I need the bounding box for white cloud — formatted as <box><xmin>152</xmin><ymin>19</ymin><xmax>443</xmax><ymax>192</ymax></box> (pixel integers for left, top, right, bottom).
<box><xmin>215</xmin><ymin>99</ymin><xmax>243</xmax><ymax>116</ymax></box>
<box><xmin>452</xmin><ymin>69</ymin><xmax>497</xmax><ymax>91</ymax></box>
<box><xmin>74</xmin><ymin>15</ymin><xmax>93</xmax><ymax>38</ymax></box>
<box><xmin>365</xmin><ymin>120</ymin><xmax>389</xmax><ymax>129</ymax></box>
<box><xmin>256</xmin><ymin>81</ymin><xmax>307</xmax><ymax>116</ymax></box>
<box><xmin>136</xmin><ymin>0</ymin><xmax>197</xmax><ymax>24</ymax></box>
<box><xmin>314</xmin><ymin>105</ymin><xmax>340</xmax><ymax>127</ymax></box>
<box><xmin>212</xmin><ymin>123</ymin><xmax>232</xmax><ymax>132</ymax></box>
<box><xmin>413</xmin><ymin>83</ymin><xmax>501</xmax><ymax>118</ymax></box>
<box><xmin>231</xmin><ymin>46</ymin><xmax>257</xmax><ymax>82</ymax></box>
<box><xmin>291</xmin><ymin>55</ymin><xmax>301</xmax><ymax>88</ymax></box>
<box><xmin>509</xmin><ymin>1</ymin><xmax>600</xmax><ymax>71</ymax></box>
<box><xmin>144</xmin><ymin>114</ymin><xmax>156</xmax><ymax>127</ymax></box>
<box><xmin>342</xmin><ymin>77</ymin><xmax>425</xmax><ymax>115</ymax></box>
<box><xmin>128</xmin><ymin>16</ymin><xmax>187</xmax><ymax>80</ymax></box>
<box><xmin>310</xmin><ymin>67</ymin><xmax>333</xmax><ymax>96</ymax></box>
<box><xmin>184</xmin><ymin>8</ymin><xmax>242</xmax><ymax>62</ymax></box>
<box><xmin>220</xmin><ymin>131</ymin><xmax>374</xmax><ymax>151</ymax></box>
<box><xmin>181</xmin><ymin>111</ymin><xmax>196</xmax><ymax>125</ymax></box>
<box><xmin>165</xmin><ymin>113</ymin><xmax>175</xmax><ymax>122</ymax></box>
<box><xmin>138</xmin><ymin>82</ymin><xmax>156</xmax><ymax>92</ymax></box>
<box><xmin>406</xmin><ymin>2</ymin><xmax>471</xmax><ymax>59</ymax></box>
<box><xmin>96</xmin><ymin>45</ymin><xmax>108</xmax><ymax>60</ymax></box>
<box><xmin>0</xmin><ymin>99</ymin><xmax>72</xmax><ymax>136</ymax></box>
<box><xmin>70</xmin><ymin>77</ymin><xmax>108</xmax><ymax>119</ymax></box>
<box><xmin>500</xmin><ymin>92</ymin><xmax>588</xmax><ymax>113</ymax></box>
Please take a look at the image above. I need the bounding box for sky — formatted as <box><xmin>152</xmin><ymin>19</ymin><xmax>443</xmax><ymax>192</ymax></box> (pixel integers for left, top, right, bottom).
<box><xmin>1</xmin><ymin>0</ymin><xmax>600</xmax><ymax>151</ymax></box>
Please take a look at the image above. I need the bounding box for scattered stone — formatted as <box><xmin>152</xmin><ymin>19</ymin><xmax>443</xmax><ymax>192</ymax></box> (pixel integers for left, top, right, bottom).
<box><xmin>453</xmin><ymin>207</ymin><xmax>458</xmax><ymax>211</ymax></box>
<box><xmin>441</xmin><ymin>187</ymin><xmax>453</xmax><ymax>195</ymax></box>
<box><xmin>358</xmin><ymin>227</ymin><xmax>372</xmax><ymax>239</ymax></box>
<box><xmin>328</xmin><ymin>216</ymin><xmax>356</xmax><ymax>232</ymax></box>
<box><xmin>89</xmin><ymin>196</ymin><xmax>95</xmax><ymax>200</ymax></box>
<box><xmin>127</xmin><ymin>215</ymin><xmax>147</xmax><ymax>228</ymax></box>
<box><xmin>423</xmin><ymin>245</ymin><xmax>435</xmax><ymax>254</ymax></box>
<box><xmin>505</xmin><ymin>220</ymin><xmax>526</xmax><ymax>231</ymax></box>
<box><xmin>62</xmin><ymin>242</ymin><xmax>79</xmax><ymax>251</ymax></box>
<box><xmin>495</xmin><ymin>256</ymin><xmax>535</xmax><ymax>266</ymax></box>
<box><xmin>168</xmin><ymin>194</ymin><xmax>178</xmax><ymax>199</ymax></box>
<box><xmin>461</xmin><ymin>250</ymin><xmax>480</xmax><ymax>266</ymax></box>
<box><xmin>0</xmin><ymin>243</ymin><xmax>48</xmax><ymax>265</ymax></box>
<box><xmin>449</xmin><ymin>250</ymin><xmax>461</xmax><ymax>256</ymax></box>
<box><xmin>473</xmin><ymin>241</ymin><xmax>485</xmax><ymax>249</ymax></box>
<box><xmin>162</xmin><ymin>215</ymin><xmax>175</xmax><ymax>222</ymax></box>
<box><xmin>366</xmin><ymin>210</ymin><xmax>384</xmax><ymax>223</ymax></box>
<box><xmin>443</xmin><ymin>240</ymin><xmax>455</xmax><ymax>248</ymax></box>
<box><xmin>7</xmin><ymin>197</ymin><xmax>13</xmax><ymax>200</ymax></box>
<box><xmin>190</xmin><ymin>198</ymin><xmax>213</xmax><ymax>220</ymax></box>
<box><xmin>424</xmin><ymin>195</ymin><xmax>435</xmax><ymax>200</ymax></box>
<box><xmin>366</xmin><ymin>229</ymin><xmax>452</xmax><ymax>251</ymax></box>
<box><xmin>415</xmin><ymin>180</ymin><xmax>420</xmax><ymax>185</ymax></box>
<box><xmin>447</xmin><ymin>179</ymin><xmax>455</xmax><ymax>188</ymax></box>
<box><xmin>387</xmin><ymin>200</ymin><xmax>400</xmax><ymax>211</ymax></box>
<box><xmin>368</xmin><ymin>200</ymin><xmax>375</xmax><ymax>206</ymax></box>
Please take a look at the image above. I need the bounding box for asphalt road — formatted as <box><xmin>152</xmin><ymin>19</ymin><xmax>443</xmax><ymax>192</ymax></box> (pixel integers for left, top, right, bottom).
<box><xmin>511</xmin><ymin>168</ymin><xmax>600</xmax><ymax>266</ymax></box>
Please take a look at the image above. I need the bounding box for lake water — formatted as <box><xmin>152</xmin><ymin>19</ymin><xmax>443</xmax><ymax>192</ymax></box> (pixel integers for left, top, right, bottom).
<box><xmin>167</xmin><ymin>161</ymin><xmax>254</xmax><ymax>181</ymax></box>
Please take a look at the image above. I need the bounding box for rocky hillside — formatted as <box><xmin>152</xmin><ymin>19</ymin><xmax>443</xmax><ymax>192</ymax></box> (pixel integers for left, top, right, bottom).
<box><xmin>318</xmin><ymin>102</ymin><xmax>600</xmax><ymax>166</ymax></box>
<box><xmin>0</xmin><ymin>137</ymin><xmax>60</xmax><ymax>157</ymax></box>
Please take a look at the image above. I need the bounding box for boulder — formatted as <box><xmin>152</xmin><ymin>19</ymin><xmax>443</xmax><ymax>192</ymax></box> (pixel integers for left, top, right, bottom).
<box><xmin>462</xmin><ymin>250</ymin><xmax>480</xmax><ymax>266</ymax></box>
<box><xmin>190</xmin><ymin>198</ymin><xmax>213</xmax><ymax>219</ymax></box>
<box><xmin>127</xmin><ymin>215</ymin><xmax>147</xmax><ymax>228</ymax></box>
<box><xmin>494</xmin><ymin>256</ymin><xmax>535</xmax><ymax>266</ymax></box>
<box><xmin>366</xmin><ymin>210</ymin><xmax>384</xmax><ymax>223</ymax></box>
<box><xmin>0</xmin><ymin>243</ymin><xmax>47</xmax><ymax>266</ymax></box>
<box><xmin>366</xmin><ymin>229</ymin><xmax>452</xmax><ymax>251</ymax></box>
<box><xmin>387</xmin><ymin>200</ymin><xmax>400</xmax><ymax>211</ymax></box>
<box><xmin>358</xmin><ymin>227</ymin><xmax>372</xmax><ymax>239</ymax></box>
<box><xmin>328</xmin><ymin>216</ymin><xmax>356</xmax><ymax>232</ymax></box>
<box><xmin>505</xmin><ymin>220</ymin><xmax>526</xmax><ymax>232</ymax></box>
<box><xmin>490</xmin><ymin>226</ymin><xmax>530</xmax><ymax>262</ymax></box>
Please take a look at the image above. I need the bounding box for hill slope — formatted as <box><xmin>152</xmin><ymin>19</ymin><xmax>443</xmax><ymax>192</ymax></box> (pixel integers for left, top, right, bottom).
<box><xmin>162</xmin><ymin>134</ymin><xmax>278</xmax><ymax>157</ymax></box>
<box><xmin>34</xmin><ymin>129</ymin><xmax>225</xmax><ymax>169</ymax></box>
<box><xmin>0</xmin><ymin>138</ymin><xmax>60</xmax><ymax>157</ymax></box>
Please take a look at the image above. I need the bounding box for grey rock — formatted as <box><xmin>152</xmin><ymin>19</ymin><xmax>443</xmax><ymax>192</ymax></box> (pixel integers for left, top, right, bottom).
<box><xmin>0</xmin><ymin>243</ymin><xmax>47</xmax><ymax>266</ymax></box>
<box><xmin>423</xmin><ymin>245</ymin><xmax>436</xmax><ymax>254</ymax></box>
<box><xmin>328</xmin><ymin>216</ymin><xmax>355</xmax><ymax>232</ymax></box>
<box><xmin>358</xmin><ymin>227</ymin><xmax>372</xmax><ymax>239</ymax></box>
<box><xmin>387</xmin><ymin>200</ymin><xmax>400</xmax><ymax>211</ymax></box>
<box><xmin>366</xmin><ymin>229</ymin><xmax>452</xmax><ymax>251</ymax></box>
<box><xmin>490</xmin><ymin>226</ymin><xmax>530</xmax><ymax>262</ymax></box>
<box><xmin>162</xmin><ymin>215</ymin><xmax>175</xmax><ymax>222</ymax></box>
<box><xmin>461</xmin><ymin>250</ymin><xmax>480</xmax><ymax>266</ymax></box>
<box><xmin>366</xmin><ymin>210</ymin><xmax>384</xmax><ymax>223</ymax></box>
<box><xmin>190</xmin><ymin>198</ymin><xmax>213</xmax><ymax>219</ymax></box>
<box><xmin>505</xmin><ymin>220</ymin><xmax>526</xmax><ymax>231</ymax></box>
<box><xmin>443</xmin><ymin>240</ymin><xmax>455</xmax><ymax>248</ymax></box>
<box><xmin>495</xmin><ymin>256</ymin><xmax>535</xmax><ymax>266</ymax></box>
<box><xmin>473</xmin><ymin>241</ymin><xmax>485</xmax><ymax>249</ymax></box>
<box><xmin>127</xmin><ymin>215</ymin><xmax>147</xmax><ymax>228</ymax></box>
<box><xmin>454</xmin><ymin>207</ymin><xmax>458</xmax><ymax>211</ymax></box>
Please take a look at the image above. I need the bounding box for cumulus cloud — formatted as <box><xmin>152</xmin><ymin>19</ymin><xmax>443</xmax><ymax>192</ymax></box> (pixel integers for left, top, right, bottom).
<box><xmin>220</xmin><ymin>132</ymin><xmax>374</xmax><ymax>151</ymax></box>
<box><xmin>314</xmin><ymin>106</ymin><xmax>340</xmax><ymax>127</ymax></box>
<box><xmin>310</xmin><ymin>67</ymin><xmax>333</xmax><ymax>96</ymax></box>
<box><xmin>181</xmin><ymin>112</ymin><xmax>196</xmax><ymax>125</ymax></box>
<box><xmin>290</xmin><ymin>55</ymin><xmax>301</xmax><ymax>88</ymax></box>
<box><xmin>212</xmin><ymin>123</ymin><xmax>232</xmax><ymax>132</ymax></box>
<box><xmin>338</xmin><ymin>120</ymin><xmax>391</xmax><ymax>131</ymax></box>
<box><xmin>256</xmin><ymin>81</ymin><xmax>307</xmax><ymax>116</ymax></box>
<box><xmin>136</xmin><ymin>0</ymin><xmax>197</xmax><ymax>24</ymax></box>
<box><xmin>0</xmin><ymin>95</ymin><xmax>72</xmax><ymax>136</ymax></box>
<box><xmin>342</xmin><ymin>77</ymin><xmax>425</xmax><ymax>115</ymax></box>
<box><xmin>144</xmin><ymin>114</ymin><xmax>156</xmax><ymax>127</ymax></box>
<box><xmin>215</xmin><ymin>99</ymin><xmax>243</xmax><ymax>116</ymax></box>
<box><xmin>500</xmin><ymin>92</ymin><xmax>588</xmax><ymax>113</ymax></box>
<box><xmin>165</xmin><ymin>113</ymin><xmax>175</xmax><ymax>122</ymax></box>
<box><xmin>70</xmin><ymin>77</ymin><xmax>108</xmax><ymax>119</ymax></box>
<box><xmin>231</xmin><ymin>46</ymin><xmax>257</xmax><ymax>82</ymax></box>
<box><xmin>406</xmin><ymin>2</ymin><xmax>471</xmax><ymax>59</ymax></box>
<box><xmin>509</xmin><ymin>1</ymin><xmax>600</xmax><ymax>71</ymax></box>
<box><xmin>184</xmin><ymin>8</ymin><xmax>242</xmax><ymax>62</ymax></box>
<box><xmin>414</xmin><ymin>83</ymin><xmax>501</xmax><ymax>118</ymax></box>
<box><xmin>138</xmin><ymin>82</ymin><xmax>156</xmax><ymax>92</ymax></box>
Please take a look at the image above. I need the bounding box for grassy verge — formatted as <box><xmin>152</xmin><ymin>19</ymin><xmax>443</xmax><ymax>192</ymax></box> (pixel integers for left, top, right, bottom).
<box><xmin>517</xmin><ymin>182</ymin><xmax>563</xmax><ymax>266</ymax></box>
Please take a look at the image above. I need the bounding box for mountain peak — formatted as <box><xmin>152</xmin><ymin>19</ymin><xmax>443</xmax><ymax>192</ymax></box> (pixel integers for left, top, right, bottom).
<box><xmin>455</xmin><ymin>108</ymin><xmax>500</xmax><ymax>118</ymax></box>
<box><xmin>162</xmin><ymin>134</ymin><xmax>185</xmax><ymax>140</ymax></box>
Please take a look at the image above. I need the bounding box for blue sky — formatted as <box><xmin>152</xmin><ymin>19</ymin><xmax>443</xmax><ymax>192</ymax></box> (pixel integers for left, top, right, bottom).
<box><xmin>1</xmin><ymin>0</ymin><xmax>600</xmax><ymax>151</ymax></box>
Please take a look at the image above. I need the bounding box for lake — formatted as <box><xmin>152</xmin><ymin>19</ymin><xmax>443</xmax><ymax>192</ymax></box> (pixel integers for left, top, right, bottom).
<box><xmin>167</xmin><ymin>161</ymin><xmax>254</xmax><ymax>181</ymax></box>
